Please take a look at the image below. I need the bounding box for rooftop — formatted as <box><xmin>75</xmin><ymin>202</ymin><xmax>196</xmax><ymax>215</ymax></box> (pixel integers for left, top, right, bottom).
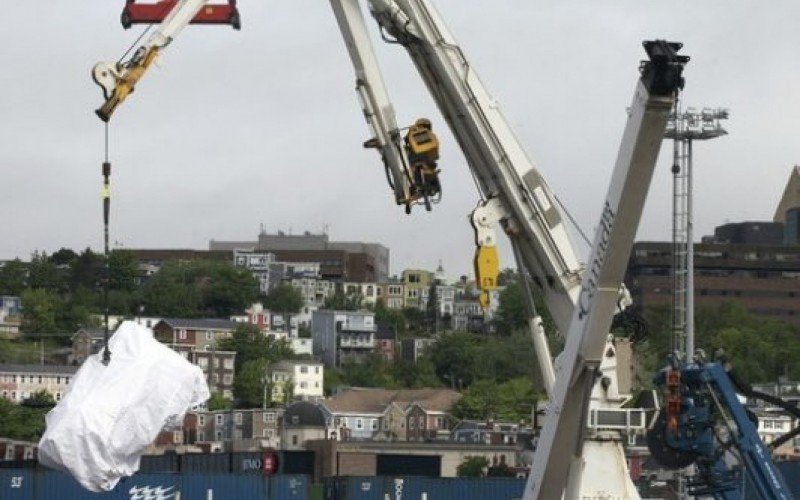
<box><xmin>324</xmin><ymin>387</ymin><xmax>462</xmax><ymax>414</ymax></box>
<box><xmin>0</xmin><ymin>364</ymin><xmax>78</xmax><ymax>375</ymax></box>
<box><xmin>157</xmin><ymin>318</ymin><xmax>238</xmax><ymax>330</ymax></box>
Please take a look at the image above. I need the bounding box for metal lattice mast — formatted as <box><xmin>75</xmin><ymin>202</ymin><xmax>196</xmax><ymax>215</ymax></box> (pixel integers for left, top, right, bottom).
<box><xmin>665</xmin><ymin>105</ymin><xmax>729</xmax><ymax>361</ymax></box>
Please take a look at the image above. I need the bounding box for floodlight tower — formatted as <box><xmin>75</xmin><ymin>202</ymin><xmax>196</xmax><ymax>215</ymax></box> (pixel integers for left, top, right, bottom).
<box><xmin>664</xmin><ymin>105</ymin><xmax>729</xmax><ymax>361</ymax></box>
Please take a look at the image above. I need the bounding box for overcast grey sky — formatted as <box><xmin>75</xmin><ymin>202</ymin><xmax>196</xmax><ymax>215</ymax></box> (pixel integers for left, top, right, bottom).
<box><xmin>2</xmin><ymin>1</ymin><xmax>799</xmax><ymax>279</ymax></box>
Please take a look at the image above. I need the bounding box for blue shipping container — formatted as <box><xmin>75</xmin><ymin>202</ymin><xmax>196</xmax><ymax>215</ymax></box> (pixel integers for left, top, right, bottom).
<box><xmin>0</xmin><ymin>469</ymin><xmax>34</xmax><ymax>500</ymax></box>
<box><xmin>0</xmin><ymin>470</ymin><xmax>309</xmax><ymax>499</ymax></box>
<box><xmin>325</xmin><ymin>476</ymin><xmax>526</xmax><ymax>500</ymax></box>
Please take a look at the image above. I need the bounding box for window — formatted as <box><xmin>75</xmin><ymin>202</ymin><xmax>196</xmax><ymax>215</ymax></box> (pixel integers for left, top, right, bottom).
<box><xmin>356</xmin><ymin>418</ymin><xmax>364</xmax><ymax>430</ymax></box>
<box><xmin>315</xmin><ymin>366</ymin><xmax>320</xmax><ymax>374</ymax></box>
<box><xmin>179</xmin><ymin>329</ymin><xmax>187</xmax><ymax>340</ymax></box>
<box><xmin>263</xmin><ymin>429</ymin><xmax>273</xmax><ymax>438</ymax></box>
<box><xmin>300</xmin><ymin>382</ymin><xmax>307</xmax><ymax>389</ymax></box>
<box><xmin>216</xmin><ymin>415</ymin><xmax>223</xmax><ymax>425</ymax></box>
<box><xmin>292</xmin><ymin>435</ymin><xmax>298</xmax><ymax>446</ymax></box>
<box><xmin>198</xmin><ymin>358</ymin><xmax>208</xmax><ymax>368</ymax></box>
<box><xmin>264</xmin><ymin>413</ymin><xmax>276</xmax><ymax>425</ymax></box>
<box><xmin>234</xmin><ymin>413</ymin><xmax>242</xmax><ymax>424</ymax></box>
<box><xmin>199</xmin><ymin>416</ymin><xmax>205</xmax><ymax>426</ymax></box>
<box><xmin>198</xmin><ymin>432</ymin><xmax>205</xmax><ymax>441</ymax></box>
<box><xmin>223</xmin><ymin>374</ymin><xmax>233</xmax><ymax>385</ymax></box>
<box><xmin>38</xmin><ymin>376</ymin><xmax>42</xmax><ymax>383</ymax></box>
<box><xmin>409</xmin><ymin>419</ymin><xmax>415</xmax><ymax>430</ymax></box>
<box><xmin>371</xmin><ymin>419</ymin><xmax>378</xmax><ymax>430</ymax></box>
<box><xmin>300</xmin><ymin>365</ymin><xmax>308</xmax><ymax>374</ymax></box>
<box><xmin>224</xmin><ymin>358</ymin><xmax>234</xmax><ymax>369</ymax></box>
<box><xmin>65</xmin><ymin>377</ymin><xmax>70</xmax><ymax>385</ymax></box>
<box><xmin>206</xmin><ymin>331</ymin><xmax>213</xmax><ymax>340</ymax></box>
<box><xmin>56</xmin><ymin>377</ymin><xmax>61</xmax><ymax>384</ymax></box>
<box><xmin>215</xmin><ymin>431</ymin><xmax>222</xmax><ymax>440</ymax></box>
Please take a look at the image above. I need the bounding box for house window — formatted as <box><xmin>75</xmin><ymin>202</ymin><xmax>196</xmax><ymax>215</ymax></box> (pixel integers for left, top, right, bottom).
<box><xmin>206</xmin><ymin>331</ymin><xmax>213</xmax><ymax>340</ymax></box>
<box><xmin>56</xmin><ymin>377</ymin><xmax>61</xmax><ymax>384</ymax></box>
<box><xmin>356</xmin><ymin>418</ymin><xmax>364</xmax><ymax>430</ymax></box>
<box><xmin>410</xmin><ymin>420</ymin><xmax>415</xmax><ymax>430</ymax></box>
<box><xmin>38</xmin><ymin>376</ymin><xmax>42</xmax><ymax>383</ymax></box>
<box><xmin>300</xmin><ymin>365</ymin><xmax>308</xmax><ymax>374</ymax></box>
<box><xmin>234</xmin><ymin>413</ymin><xmax>242</xmax><ymax>425</ymax></box>
<box><xmin>371</xmin><ymin>419</ymin><xmax>378</xmax><ymax>430</ymax></box>
<box><xmin>198</xmin><ymin>432</ymin><xmax>205</xmax><ymax>441</ymax></box>
<box><xmin>315</xmin><ymin>366</ymin><xmax>320</xmax><ymax>374</ymax></box>
<box><xmin>199</xmin><ymin>416</ymin><xmax>205</xmax><ymax>426</ymax></box>
<box><xmin>263</xmin><ymin>429</ymin><xmax>273</xmax><ymax>438</ymax></box>
<box><xmin>198</xmin><ymin>358</ymin><xmax>208</xmax><ymax>368</ymax></box>
<box><xmin>300</xmin><ymin>382</ymin><xmax>307</xmax><ymax>389</ymax></box>
<box><xmin>216</xmin><ymin>415</ymin><xmax>223</xmax><ymax>425</ymax></box>
<box><xmin>65</xmin><ymin>377</ymin><xmax>70</xmax><ymax>385</ymax></box>
<box><xmin>215</xmin><ymin>431</ymin><xmax>222</xmax><ymax>440</ymax></box>
<box><xmin>292</xmin><ymin>435</ymin><xmax>298</xmax><ymax>446</ymax></box>
<box><xmin>224</xmin><ymin>358</ymin><xmax>234</xmax><ymax>369</ymax></box>
<box><xmin>264</xmin><ymin>413</ymin><xmax>276</xmax><ymax>425</ymax></box>
<box><xmin>223</xmin><ymin>374</ymin><xmax>233</xmax><ymax>385</ymax></box>
<box><xmin>179</xmin><ymin>329</ymin><xmax>187</xmax><ymax>340</ymax></box>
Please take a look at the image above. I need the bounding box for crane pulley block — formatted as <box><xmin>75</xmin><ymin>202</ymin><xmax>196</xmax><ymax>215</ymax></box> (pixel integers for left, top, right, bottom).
<box><xmin>121</xmin><ymin>0</ymin><xmax>241</xmax><ymax>30</ymax></box>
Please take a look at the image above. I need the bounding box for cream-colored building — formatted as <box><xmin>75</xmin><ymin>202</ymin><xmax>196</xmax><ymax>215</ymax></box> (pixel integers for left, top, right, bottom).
<box><xmin>269</xmin><ymin>360</ymin><xmax>324</xmax><ymax>404</ymax></box>
<box><xmin>0</xmin><ymin>364</ymin><xmax>78</xmax><ymax>403</ymax></box>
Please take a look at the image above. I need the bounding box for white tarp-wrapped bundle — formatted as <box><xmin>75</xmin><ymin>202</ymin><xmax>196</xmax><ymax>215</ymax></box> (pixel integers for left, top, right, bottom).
<box><xmin>38</xmin><ymin>321</ymin><xmax>209</xmax><ymax>492</ymax></box>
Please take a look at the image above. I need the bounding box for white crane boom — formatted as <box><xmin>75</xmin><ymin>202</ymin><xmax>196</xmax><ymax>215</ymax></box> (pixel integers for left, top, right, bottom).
<box><xmin>92</xmin><ymin>0</ymin><xmax>209</xmax><ymax>122</ymax></box>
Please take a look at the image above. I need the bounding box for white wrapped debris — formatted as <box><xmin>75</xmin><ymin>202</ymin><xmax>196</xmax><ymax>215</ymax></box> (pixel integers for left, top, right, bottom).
<box><xmin>38</xmin><ymin>321</ymin><xmax>209</xmax><ymax>492</ymax></box>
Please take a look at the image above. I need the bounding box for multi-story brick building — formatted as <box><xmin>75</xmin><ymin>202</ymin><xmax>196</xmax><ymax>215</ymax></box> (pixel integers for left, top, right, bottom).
<box><xmin>171</xmin><ymin>346</ymin><xmax>236</xmax><ymax>398</ymax></box>
<box><xmin>0</xmin><ymin>364</ymin><xmax>78</xmax><ymax>403</ymax></box>
<box><xmin>626</xmin><ymin>236</ymin><xmax>800</xmax><ymax>326</ymax></box>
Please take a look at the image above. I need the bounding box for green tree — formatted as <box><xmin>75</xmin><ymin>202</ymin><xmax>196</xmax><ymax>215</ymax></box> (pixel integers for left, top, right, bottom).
<box><xmin>391</xmin><ymin>357</ymin><xmax>442</xmax><ymax>388</ymax></box>
<box><xmin>0</xmin><ymin>259</ymin><xmax>28</xmax><ymax>295</ymax></box>
<box><xmin>207</xmin><ymin>392</ymin><xmax>232</xmax><ymax>411</ymax></box>
<box><xmin>428</xmin><ymin>331</ymin><xmax>479</xmax><ymax>388</ymax></box>
<box><xmin>50</xmin><ymin>248</ymin><xmax>77</xmax><ymax>266</ymax></box>
<box><xmin>200</xmin><ymin>261</ymin><xmax>260</xmax><ymax>317</ymax></box>
<box><xmin>218</xmin><ymin>323</ymin><xmax>295</xmax><ymax>373</ymax></box>
<box><xmin>141</xmin><ymin>262</ymin><xmax>202</xmax><ymax>317</ymax></box>
<box><xmin>69</xmin><ymin>248</ymin><xmax>104</xmax><ymax>292</ymax></box>
<box><xmin>323</xmin><ymin>289</ymin><xmax>363</xmax><ymax>311</ymax></box>
<box><xmin>456</xmin><ymin>456</ymin><xmax>489</xmax><ymax>477</ymax></box>
<box><xmin>340</xmin><ymin>353</ymin><xmax>396</xmax><ymax>388</ymax></box>
<box><xmin>453</xmin><ymin>377</ymin><xmax>539</xmax><ymax>422</ymax></box>
<box><xmin>22</xmin><ymin>390</ymin><xmax>56</xmax><ymax>408</ymax></box>
<box><xmin>264</xmin><ymin>284</ymin><xmax>304</xmax><ymax>329</ymax></box>
<box><xmin>109</xmin><ymin>249</ymin><xmax>139</xmax><ymax>292</ymax></box>
<box><xmin>21</xmin><ymin>288</ymin><xmax>59</xmax><ymax>333</ymax></box>
<box><xmin>28</xmin><ymin>252</ymin><xmax>65</xmax><ymax>293</ymax></box>
<box><xmin>234</xmin><ymin>359</ymin><xmax>269</xmax><ymax>408</ymax></box>
<box><xmin>0</xmin><ymin>397</ymin><xmax>48</xmax><ymax>441</ymax></box>
<box><xmin>374</xmin><ymin>300</ymin><xmax>406</xmax><ymax>337</ymax></box>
